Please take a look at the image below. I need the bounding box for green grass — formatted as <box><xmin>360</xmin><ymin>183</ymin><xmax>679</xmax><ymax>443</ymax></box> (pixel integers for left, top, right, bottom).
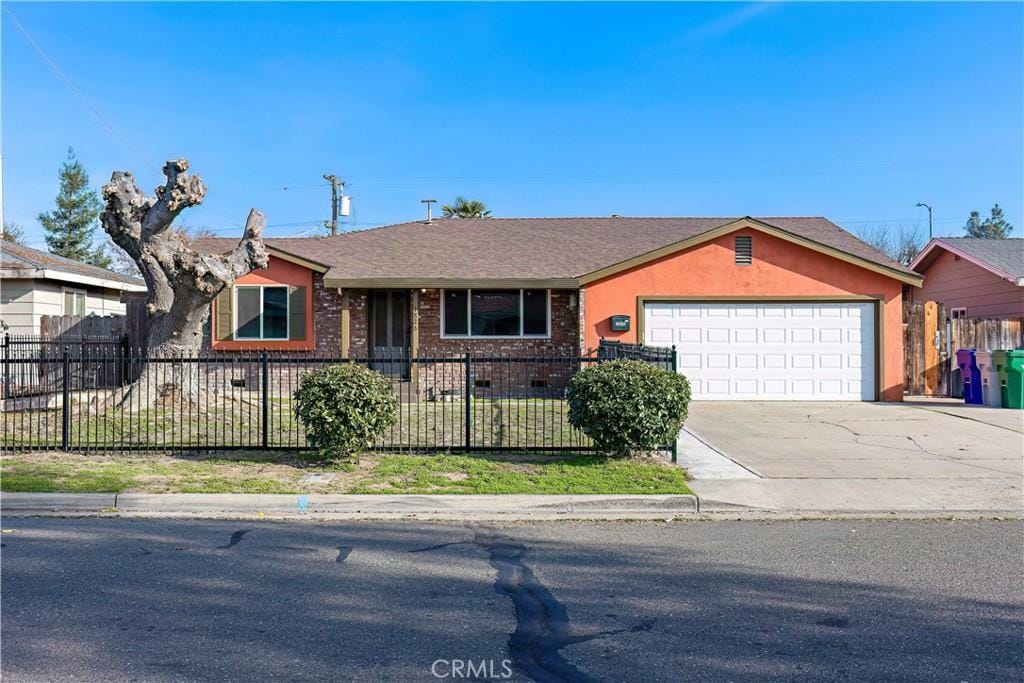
<box><xmin>0</xmin><ymin>461</ymin><xmax>140</xmax><ymax>493</ymax></box>
<box><xmin>1</xmin><ymin>399</ymin><xmax>585</xmax><ymax>450</ymax></box>
<box><xmin>0</xmin><ymin>456</ymin><xmax>303</xmax><ymax>494</ymax></box>
<box><xmin>349</xmin><ymin>453</ymin><xmax>691</xmax><ymax>495</ymax></box>
<box><xmin>1</xmin><ymin>451</ymin><xmax>690</xmax><ymax>495</ymax></box>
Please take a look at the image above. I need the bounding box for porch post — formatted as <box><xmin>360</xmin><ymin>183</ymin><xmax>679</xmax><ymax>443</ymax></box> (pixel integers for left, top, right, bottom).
<box><xmin>340</xmin><ymin>289</ymin><xmax>351</xmax><ymax>357</ymax></box>
<box><xmin>409</xmin><ymin>289</ymin><xmax>420</xmax><ymax>389</ymax></box>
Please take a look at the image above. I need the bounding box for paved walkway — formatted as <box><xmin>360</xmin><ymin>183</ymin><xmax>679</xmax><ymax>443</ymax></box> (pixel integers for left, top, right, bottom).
<box><xmin>682</xmin><ymin>400</ymin><xmax>1023</xmax><ymax>513</ymax></box>
<box><xmin>674</xmin><ymin>429</ymin><xmax>759</xmax><ymax>479</ymax></box>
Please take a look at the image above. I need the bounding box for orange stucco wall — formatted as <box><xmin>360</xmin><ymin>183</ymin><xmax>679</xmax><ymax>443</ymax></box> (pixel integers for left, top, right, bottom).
<box><xmin>582</xmin><ymin>229</ymin><xmax>907</xmax><ymax>401</ymax></box>
<box><xmin>211</xmin><ymin>255</ymin><xmax>315</xmax><ymax>351</ymax></box>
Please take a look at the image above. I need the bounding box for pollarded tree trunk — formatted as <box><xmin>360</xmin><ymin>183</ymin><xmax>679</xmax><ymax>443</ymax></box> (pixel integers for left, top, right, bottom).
<box><xmin>100</xmin><ymin>160</ymin><xmax>269</xmax><ymax>409</ymax></box>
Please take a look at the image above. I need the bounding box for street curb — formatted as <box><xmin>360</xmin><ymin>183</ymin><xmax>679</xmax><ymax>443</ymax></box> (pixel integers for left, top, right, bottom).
<box><xmin>2</xmin><ymin>493</ymin><xmax>117</xmax><ymax>512</ymax></box>
<box><xmin>2</xmin><ymin>493</ymin><xmax>699</xmax><ymax>520</ymax></box>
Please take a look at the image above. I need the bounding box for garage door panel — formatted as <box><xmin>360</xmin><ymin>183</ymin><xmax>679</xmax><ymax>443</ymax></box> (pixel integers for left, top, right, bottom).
<box><xmin>644</xmin><ymin>301</ymin><xmax>876</xmax><ymax>401</ymax></box>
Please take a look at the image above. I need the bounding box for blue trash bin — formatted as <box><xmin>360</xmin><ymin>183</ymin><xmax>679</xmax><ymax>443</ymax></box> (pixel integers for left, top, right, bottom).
<box><xmin>956</xmin><ymin>348</ymin><xmax>982</xmax><ymax>405</ymax></box>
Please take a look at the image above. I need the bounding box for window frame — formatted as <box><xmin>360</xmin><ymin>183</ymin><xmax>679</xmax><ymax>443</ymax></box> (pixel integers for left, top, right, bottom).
<box><xmin>950</xmin><ymin>307</ymin><xmax>968</xmax><ymax>320</ymax></box>
<box><xmin>232</xmin><ymin>285</ymin><xmax>290</xmax><ymax>341</ymax></box>
<box><xmin>62</xmin><ymin>287</ymin><xmax>87</xmax><ymax>316</ymax></box>
<box><xmin>440</xmin><ymin>288</ymin><xmax>551</xmax><ymax>339</ymax></box>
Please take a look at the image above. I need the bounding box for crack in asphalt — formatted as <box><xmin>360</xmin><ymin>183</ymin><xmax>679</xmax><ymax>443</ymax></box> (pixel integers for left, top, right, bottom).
<box><xmin>473</xmin><ymin>530</ymin><xmax>654</xmax><ymax>683</ymax></box>
<box><xmin>219</xmin><ymin>529</ymin><xmax>251</xmax><ymax>550</ymax></box>
<box><xmin>407</xmin><ymin>540</ymin><xmax>472</xmax><ymax>554</ymax></box>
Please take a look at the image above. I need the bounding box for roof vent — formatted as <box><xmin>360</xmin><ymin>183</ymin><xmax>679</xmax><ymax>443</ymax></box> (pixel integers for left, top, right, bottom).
<box><xmin>735</xmin><ymin>236</ymin><xmax>753</xmax><ymax>265</ymax></box>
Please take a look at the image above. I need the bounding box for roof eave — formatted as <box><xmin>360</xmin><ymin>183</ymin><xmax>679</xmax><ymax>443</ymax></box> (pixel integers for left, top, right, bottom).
<box><xmin>0</xmin><ymin>267</ymin><xmax>146</xmax><ymax>291</ymax></box>
<box><xmin>323</xmin><ymin>277</ymin><xmax>581</xmax><ymax>289</ymax></box>
<box><xmin>40</xmin><ymin>268</ymin><xmax>147</xmax><ymax>292</ymax></box>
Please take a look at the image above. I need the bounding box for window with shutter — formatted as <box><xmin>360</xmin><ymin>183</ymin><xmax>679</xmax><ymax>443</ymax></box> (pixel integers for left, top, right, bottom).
<box><xmin>288</xmin><ymin>286</ymin><xmax>306</xmax><ymax>340</ymax></box>
<box><xmin>215</xmin><ymin>288</ymin><xmax>233</xmax><ymax>341</ymax></box>
<box><xmin>234</xmin><ymin>285</ymin><xmax>289</xmax><ymax>340</ymax></box>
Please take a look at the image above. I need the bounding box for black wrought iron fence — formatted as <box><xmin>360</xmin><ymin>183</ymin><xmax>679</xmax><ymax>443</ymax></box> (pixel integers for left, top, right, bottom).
<box><xmin>2</xmin><ymin>334</ymin><xmax>129</xmax><ymax>399</ymax></box>
<box><xmin>1</xmin><ymin>345</ymin><xmax>677</xmax><ymax>454</ymax></box>
<box><xmin>597</xmin><ymin>339</ymin><xmax>675</xmax><ymax>370</ymax></box>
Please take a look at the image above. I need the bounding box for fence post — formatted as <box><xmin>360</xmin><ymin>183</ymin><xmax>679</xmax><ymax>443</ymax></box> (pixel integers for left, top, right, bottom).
<box><xmin>61</xmin><ymin>349</ymin><xmax>70</xmax><ymax>452</ymax></box>
<box><xmin>464</xmin><ymin>351</ymin><xmax>471</xmax><ymax>452</ymax></box>
<box><xmin>670</xmin><ymin>345</ymin><xmax>678</xmax><ymax>464</ymax></box>
<box><xmin>261</xmin><ymin>351</ymin><xmax>269</xmax><ymax>449</ymax></box>
<box><xmin>2</xmin><ymin>334</ymin><xmax>8</xmax><ymax>401</ymax></box>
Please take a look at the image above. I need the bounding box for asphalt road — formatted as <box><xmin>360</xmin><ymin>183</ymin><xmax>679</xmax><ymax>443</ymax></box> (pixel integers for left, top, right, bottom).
<box><xmin>2</xmin><ymin>518</ymin><xmax>1021</xmax><ymax>682</ymax></box>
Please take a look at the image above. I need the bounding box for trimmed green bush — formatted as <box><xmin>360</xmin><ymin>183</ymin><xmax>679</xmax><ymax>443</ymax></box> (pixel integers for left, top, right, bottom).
<box><xmin>293</xmin><ymin>363</ymin><xmax>398</xmax><ymax>460</ymax></box>
<box><xmin>567</xmin><ymin>360</ymin><xmax>691</xmax><ymax>457</ymax></box>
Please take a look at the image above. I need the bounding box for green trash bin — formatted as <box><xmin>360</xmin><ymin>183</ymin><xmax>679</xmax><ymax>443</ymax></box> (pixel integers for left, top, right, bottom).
<box><xmin>1006</xmin><ymin>350</ymin><xmax>1024</xmax><ymax>410</ymax></box>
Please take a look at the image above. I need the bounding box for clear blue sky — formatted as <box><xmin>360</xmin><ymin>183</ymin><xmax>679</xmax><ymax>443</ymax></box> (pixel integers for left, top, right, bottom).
<box><xmin>3</xmin><ymin>1</ymin><xmax>1022</xmax><ymax>249</ymax></box>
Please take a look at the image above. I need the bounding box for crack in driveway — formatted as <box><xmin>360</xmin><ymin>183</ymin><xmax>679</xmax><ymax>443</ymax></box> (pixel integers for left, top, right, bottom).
<box><xmin>803</xmin><ymin>415</ymin><xmax>1013</xmax><ymax>476</ymax></box>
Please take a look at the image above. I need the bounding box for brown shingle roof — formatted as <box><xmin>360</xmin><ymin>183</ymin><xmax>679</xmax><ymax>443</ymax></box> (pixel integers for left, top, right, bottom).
<box><xmin>0</xmin><ymin>241</ymin><xmax>145</xmax><ymax>288</ymax></box>
<box><xmin>193</xmin><ymin>216</ymin><xmax>918</xmax><ymax>283</ymax></box>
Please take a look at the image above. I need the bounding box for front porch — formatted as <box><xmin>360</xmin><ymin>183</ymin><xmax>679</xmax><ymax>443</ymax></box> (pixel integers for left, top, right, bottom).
<box><xmin>338</xmin><ymin>287</ymin><xmax>584</xmax><ymax>363</ymax></box>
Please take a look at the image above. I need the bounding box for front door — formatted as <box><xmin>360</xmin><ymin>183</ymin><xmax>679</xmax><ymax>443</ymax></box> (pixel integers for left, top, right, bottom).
<box><xmin>370</xmin><ymin>290</ymin><xmax>409</xmax><ymax>378</ymax></box>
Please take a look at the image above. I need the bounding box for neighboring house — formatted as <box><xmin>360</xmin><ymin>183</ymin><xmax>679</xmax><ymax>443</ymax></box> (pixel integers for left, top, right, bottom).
<box><xmin>194</xmin><ymin>216</ymin><xmax>922</xmax><ymax>402</ymax></box>
<box><xmin>0</xmin><ymin>241</ymin><xmax>146</xmax><ymax>336</ymax></box>
<box><xmin>908</xmin><ymin>237</ymin><xmax>1024</xmax><ymax>319</ymax></box>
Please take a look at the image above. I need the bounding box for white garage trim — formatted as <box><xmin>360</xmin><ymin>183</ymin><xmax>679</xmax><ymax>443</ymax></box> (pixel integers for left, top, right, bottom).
<box><xmin>634</xmin><ymin>296</ymin><xmax>884</xmax><ymax>403</ymax></box>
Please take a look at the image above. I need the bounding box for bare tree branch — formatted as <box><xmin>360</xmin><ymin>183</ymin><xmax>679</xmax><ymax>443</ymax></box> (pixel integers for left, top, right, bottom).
<box><xmin>100</xmin><ymin>160</ymin><xmax>266</xmax><ymax>356</ymax></box>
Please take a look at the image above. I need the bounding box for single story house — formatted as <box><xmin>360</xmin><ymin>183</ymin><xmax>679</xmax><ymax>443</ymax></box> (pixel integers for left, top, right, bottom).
<box><xmin>908</xmin><ymin>237</ymin><xmax>1024</xmax><ymax>319</ymax></box>
<box><xmin>0</xmin><ymin>241</ymin><xmax>146</xmax><ymax>336</ymax></box>
<box><xmin>194</xmin><ymin>216</ymin><xmax>922</xmax><ymax>402</ymax></box>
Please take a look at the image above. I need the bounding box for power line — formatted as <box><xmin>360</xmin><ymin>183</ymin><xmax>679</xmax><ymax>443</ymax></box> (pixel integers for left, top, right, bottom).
<box><xmin>340</xmin><ymin>155</ymin><xmax>1020</xmax><ymax>185</ymax></box>
<box><xmin>3</xmin><ymin>6</ymin><xmax>161</xmax><ymax>175</ymax></box>
<box><xmin>173</xmin><ymin>154</ymin><xmax>1024</xmax><ymax>197</ymax></box>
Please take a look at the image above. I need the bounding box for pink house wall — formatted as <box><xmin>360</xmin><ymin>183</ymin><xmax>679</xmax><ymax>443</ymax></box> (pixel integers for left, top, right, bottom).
<box><xmin>911</xmin><ymin>250</ymin><xmax>1024</xmax><ymax>318</ymax></box>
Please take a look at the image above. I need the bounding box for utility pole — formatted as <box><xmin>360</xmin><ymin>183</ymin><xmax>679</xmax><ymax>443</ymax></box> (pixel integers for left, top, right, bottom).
<box><xmin>323</xmin><ymin>174</ymin><xmax>344</xmax><ymax>235</ymax></box>
<box><xmin>421</xmin><ymin>198</ymin><xmax>437</xmax><ymax>224</ymax></box>
<box><xmin>916</xmin><ymin>202</ymin><xmax>933</xmax><ymax>241</ymax></box>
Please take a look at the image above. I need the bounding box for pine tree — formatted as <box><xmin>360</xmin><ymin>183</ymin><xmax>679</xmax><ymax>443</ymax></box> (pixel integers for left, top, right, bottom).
<box><xmin>38</xmin><ymin>148</ymin><xmax>111</xmax><ymax>266</ymax></box>
<box><xmin>964</xmin><ymin>210</ymin><xmax>985</xmax><ymax>237</ymax></box>
<box><xmin>964</xmin><ymin>204</ymin><xmax>1014</xmax><ymax>238</ymax></box>
<box><xmin>981</xmin><ymin>204</ymin><xmax>1013</xmax><ymax>238</ymax></box>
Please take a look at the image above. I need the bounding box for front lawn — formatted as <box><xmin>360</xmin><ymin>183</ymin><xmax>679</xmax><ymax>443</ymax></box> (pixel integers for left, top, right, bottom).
<box><xmin>1</xmin><ymin>398</ymin><xmax>586</xmax><ymax>451</ymax></box>
<box><xmin>0</xmin><ymin>451</ymin><xmax>690</xmax><ymax>495</ymax></box>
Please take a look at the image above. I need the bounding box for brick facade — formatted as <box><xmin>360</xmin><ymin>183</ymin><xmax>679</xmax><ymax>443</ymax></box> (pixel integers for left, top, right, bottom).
<box><xmin>312</xmin><ymin>273</ymin><xmax>342</xmax><ymax>354</ymax></box>
<box><xmin>201</xmin><ymin>284</ymin><xmax>583</xmax><ymax>398</ymax></box>
<box><xmin>414</xmin><ymin>289</ymin><xmax>580</xmax><ymax>356</ymax></box>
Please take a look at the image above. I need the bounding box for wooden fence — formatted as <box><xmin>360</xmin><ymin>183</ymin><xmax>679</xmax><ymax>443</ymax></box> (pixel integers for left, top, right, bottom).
<box><xmin>40</xmin><ymin>314</ymin><xmax>126</xmax><ymax>339</ymax></box>
<box><xmin>904</xmin><ymin>301</ymin><xmax>1023</xmax><ymax>396</ymax></box>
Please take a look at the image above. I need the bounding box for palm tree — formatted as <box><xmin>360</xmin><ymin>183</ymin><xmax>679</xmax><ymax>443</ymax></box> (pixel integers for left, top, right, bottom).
<box><xmin>441</xmin><ymin>197</ymin><xmax>491</xmax><ymax>218</ymax></box>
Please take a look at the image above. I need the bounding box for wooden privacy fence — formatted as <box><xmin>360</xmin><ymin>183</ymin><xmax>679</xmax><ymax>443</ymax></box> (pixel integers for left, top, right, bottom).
<box><xmin>904</xmin><ymin>301</ymin><xmax>1023</xmax><ymax>396</ymax></box>
<box><xmin>39</xmin><ymin>314</ymin><xmax>126</xmax><ymax>339</ymax></box>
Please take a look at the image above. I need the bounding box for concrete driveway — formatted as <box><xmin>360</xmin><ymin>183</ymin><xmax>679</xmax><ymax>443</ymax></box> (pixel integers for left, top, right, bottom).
<box><xmin>680</xmin><ymin>400</ymin><xmax>1023</xmax><ymax>513</ymax></box>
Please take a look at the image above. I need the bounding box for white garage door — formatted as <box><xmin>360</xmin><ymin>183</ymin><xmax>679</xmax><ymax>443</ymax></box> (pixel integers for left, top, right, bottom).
<box><xmin>644</xmin><ymin>302</ymin><xmax>876</xmax><ymax>401</ymax></box>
